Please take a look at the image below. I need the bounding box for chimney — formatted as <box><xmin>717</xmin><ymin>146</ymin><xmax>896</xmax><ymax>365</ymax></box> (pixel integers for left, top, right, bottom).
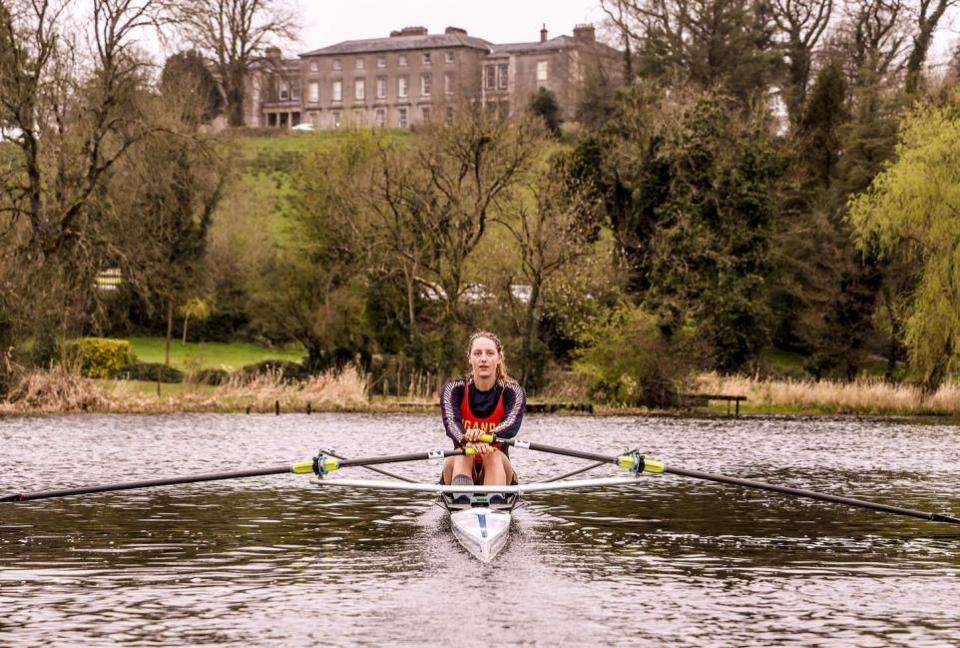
<box><xmin>573</xmin><ymin>24</ymin><xmax>595</xmax><ymax>42</ymax></box>
<box><xmin>394</xmin><ymin>26</ymin><xmax>429</xmax><ymax>37</ymax></box>
<box><xmin>540</xmin><ymin>24</ymin><xmax>548</xmax><ymax>42</ymax></box>
<box><xmin>445</xmin><ymin>26</ymin><xmax>467</xmax><ymax>36</ymax></box>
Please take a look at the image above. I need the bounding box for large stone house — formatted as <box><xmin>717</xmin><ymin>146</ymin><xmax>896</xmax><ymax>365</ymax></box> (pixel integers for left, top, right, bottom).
<box><xmin>243</xmin><ymin>24</ymin><xmax>620</xmax><ymax>130</ymax></box>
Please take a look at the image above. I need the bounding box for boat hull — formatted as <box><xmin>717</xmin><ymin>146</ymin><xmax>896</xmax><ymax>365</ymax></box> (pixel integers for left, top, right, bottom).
<box><xmin>449</xmin><ymin>507</ymin><xmax>512</xmax><ymax>563</ymax></box>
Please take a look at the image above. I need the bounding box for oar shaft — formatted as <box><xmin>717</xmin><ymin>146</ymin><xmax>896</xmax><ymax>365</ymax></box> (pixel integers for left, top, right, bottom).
<box><xmin>490</xmin><ymin>436</ymin><xmax>960</xmax><ymax>525</ymax></box>
<box><xmin>664</xmin><ymin>466</ymin><xmax>960</xmax><ymax>524</ymax></box>
<box><xmin>0</xmin><ymin>465</ymin><xmax>293</xmax><ymax>503</ymax></box>
<box><xmin>493</xmin><ymin>438</ymin><xmax>617</xmax><ymax>465</ymax></box>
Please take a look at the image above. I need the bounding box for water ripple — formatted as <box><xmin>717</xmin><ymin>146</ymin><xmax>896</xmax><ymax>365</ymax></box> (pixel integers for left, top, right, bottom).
<box><xmin>2</xmin><ymin>414</ymin><xmax>959</xmax><ymax>645</ymax></box>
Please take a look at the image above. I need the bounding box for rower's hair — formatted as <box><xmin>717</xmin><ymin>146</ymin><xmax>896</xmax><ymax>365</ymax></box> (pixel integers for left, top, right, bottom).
<box><xmin>466</xmin><ymin>330</ymin><xmax>516</xmax><ymax>385</ymax></box>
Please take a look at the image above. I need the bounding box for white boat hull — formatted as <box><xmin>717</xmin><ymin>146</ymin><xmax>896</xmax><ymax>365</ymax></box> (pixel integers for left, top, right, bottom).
<box><xmin>450</xmin><ymin>507</ymin><xmax>512</xmax><ymax>563</ymax></box>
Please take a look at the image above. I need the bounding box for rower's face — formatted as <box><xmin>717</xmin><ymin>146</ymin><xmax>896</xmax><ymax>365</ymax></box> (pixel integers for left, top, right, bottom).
<box><xmin>468</xmin><ymin>337</ymin><xmax>500</xmax><ymax>379</ymax></box>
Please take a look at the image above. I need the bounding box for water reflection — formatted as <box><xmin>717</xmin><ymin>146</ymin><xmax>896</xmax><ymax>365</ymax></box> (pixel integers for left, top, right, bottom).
<box><xmin>1</xmin><ymin>414</ymin><xmax>959</xmax><ymax>645</ymax></box>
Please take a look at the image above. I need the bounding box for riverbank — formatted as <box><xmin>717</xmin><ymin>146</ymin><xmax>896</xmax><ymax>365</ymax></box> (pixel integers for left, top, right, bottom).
<box><xmin>2</xmin><ymin>366</ymin><xmax>959</xmax><ymax>419</ymax></box>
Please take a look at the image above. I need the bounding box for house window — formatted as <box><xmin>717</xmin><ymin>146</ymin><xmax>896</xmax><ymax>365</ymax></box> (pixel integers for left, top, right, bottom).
<box><xmin>309</xmin><ymin>61</ymin><xmax>318</xmax><ymax>72</ymax></box>
<box><xmin>377</xmin><ymin>55</ymin><xmax>386</xmax><ymax>68</ymax></box>
<box><xmin>355</xmin><ymin>58</ymin><xmax>364</xmax><ymax>70</ymax></box>
<box><xmin>445</xmin><ymin>106</ymin><xmax>454</xmax><ymax>123</ymax></box>
<box><xmin>398</xmin><ymin>54</ymin><xmax>408</xmax><ymax>66</ymax></box>
<box><xmin>398</xmin><ymin>107</ymin><xmax>408</xmax><ymax>128</ymax></box>
<box><xmin>398</xmin><ymin>75</ymin><xmax>409</xmax><ymax>98</ymax></box>
<box><xmin>355</xmin><ymin>78</ymin><xmax>365</xmax><ymax>100</ymax></box>
<box><xmin>278</xmin><ymin>79</ymin><xmax>289</xmax><ymax>100</ymax></box>
<box><xmin>310</xmin><ymin>111</ymin><xmax>320</xmax><ymax>127</ymax></box>
<box><xmin>333</xmin><ymin>58</ymin><xmax>342</xmax><ymax>70</ymax></box>
<box><xmin>484</xmin><ymin>65</ymin><xmax>496</xmax><ymax>90</ymax></box>
<box><xmin>444</xmin><ymin>72</ymin><xmax>454</xmax><ymax>95</ymax></box>
<box><xmin>497</xmin><ymin>64</ymin><xmax>508</xmax><ymax>90</ymax></box>
<box><xmin>445</xmin><ymin>51</ymin><xmax>455</xmax><ymax>64</ymax></box>
<box><xmin>376</xmin><ymin>76</ymin><xmax>387</xmax><ymax>99</ymax></box>
<box><xmin>290</xmin><ymin>79</ymin><xmax>300</xmax><ymax>100</ymax></box>
<box><xmin>376</xmin><ymin>108</ymin><xmax>386</xmax><ymax>128</ymax></box>
<box><xmin>537</xmin><ymin>60</ymin><xmax>548</xmax><ymax>82</ymax></box>
<box><xmin>308</xmin><ymin>81</ymin><xmax>319</xmax><ymax>103</ymax></box>
<box><xmin>422</xmin><ymin>52</ymin><xmax>432</xmax><ymax>65</ymax></box>
<box><xmin>421</xmin><ymin>106</ymin><xmax>431</xmax><ymax>122</ymax></box>
<box><xmin>332</xmin><ymin>79</ymin><xmax>342</xmax><ymax>102</ymax></box>
<box><xmin>420</xmin><ymin>73</ymin><xmax>431</xmax><ymax>96</ymax></box>
<box><xmin>332</xmin><ymin>110</ymin><xmax>341</xmax><ymax>128</ymax></box>
<box><xmin>353</xmin><ymin>109</ymin><xmax>364</xmax><ymax>124</ymax></box>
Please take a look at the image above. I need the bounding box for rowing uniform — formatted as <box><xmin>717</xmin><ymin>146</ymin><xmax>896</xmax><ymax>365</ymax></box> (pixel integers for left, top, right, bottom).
<box><xmin>440</xmin><ymin>378</ymin><xmax>526</xmax><ymax>452</ymax></box>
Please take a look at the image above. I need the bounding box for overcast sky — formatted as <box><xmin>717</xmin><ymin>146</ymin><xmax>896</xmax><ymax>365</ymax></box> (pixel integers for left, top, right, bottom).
<box><xmin>285</xmin><ymin>0</ymin><xmax>958</xmax><ymax>64</ymax></box>
<box><xmin>283</xmin><ymin>0</ymin><xmax>605</xmax><ymax>54</ymax></box>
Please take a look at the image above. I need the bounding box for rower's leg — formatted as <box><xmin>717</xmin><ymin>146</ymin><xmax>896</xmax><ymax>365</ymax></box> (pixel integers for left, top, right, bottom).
<box><xmin>480</xmin><ymin>450</ymin><xmax>513</xmax><ymax>486</ymax></box>
<box><xmin>444</xmin><ymin>455</ymin><xmax>477</xmax><ymax>484</ymax></box>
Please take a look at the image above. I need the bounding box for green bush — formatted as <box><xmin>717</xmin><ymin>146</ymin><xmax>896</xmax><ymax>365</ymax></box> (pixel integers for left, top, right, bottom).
<box><xmin>240</xmin><ymin>359</ymin><xmax>309</xmax><ymax>381</ymax></box>
<box><xmin>64</xmin><ymin>338</ymin><xmax>131</xmax><ymax>379</ymax></box>
<box><xmin>110</xmin><ymin>362</ymin><xmax>184</xmax><ymax>383</ymax></box>
<box><xmin>574</xmin><ymin>304</ymin><xmax>700</xmax><ymax>407</ymax></box>
<box><xmin>193</xmin><ymin>368</ymin><xmax>230</xmax><ymax>385</ymax></box>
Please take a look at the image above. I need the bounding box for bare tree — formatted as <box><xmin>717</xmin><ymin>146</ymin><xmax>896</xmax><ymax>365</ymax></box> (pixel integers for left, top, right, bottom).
<box><xmin>412</xmin><ymin>109</ymin><xmax>544</xmax><ymax>331</ymax></box>
<box><xmin>905</xmin><ymin>0</ymin><xmax>958</xmax><ymax>93</ymax></box>
<box><xmin>174</xmin><ymin>0</ymin><xmax>296</xmax><ymax>127</ymax></box>
<box><xmin>770</xmin><ymin>0</ymin><xmax>834</xmax><ymax>124</ymax></box>
<box><xmin>495</xmin><ymin>153</ymin><xmax>599</xmax><ymax>388</ymax></box>
<box><xmin>0</xmin><ymin>0</ymin><xmax>162</xmax><ymax>259</ymax></box>
<box><xmin>363</xmin><ymin>143</ymin><xmax>436</xmax><ymax>341</ymax></box>
<box><xmin>836</xmin><ymin>0</ymin><xmax>910</xmax><ymax>86</ymax></box>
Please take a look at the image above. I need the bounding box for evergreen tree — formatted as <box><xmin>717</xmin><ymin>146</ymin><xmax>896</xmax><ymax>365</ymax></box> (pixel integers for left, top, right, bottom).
<box><xmin>160</xmin><ymin>50</ymin><xmax>224</xmax><ymax>126</ymax></box>
<box><xmin>528</xmin><ymin>88</ymin><xmax>562</xmax><ymax>135</ymax></box>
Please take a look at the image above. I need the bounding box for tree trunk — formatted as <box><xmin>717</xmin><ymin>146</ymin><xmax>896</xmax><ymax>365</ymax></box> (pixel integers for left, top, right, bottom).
<box><xmin>226</xmin><ymin>64</ymin><xmax>247</xmax><ymax>127</ymax></box>
<box><xmin>521</xmin><ymin>282</ymin><xmax>542</xmax><ymax>389</ymax></box>
<box><xmin>403</xmin><ymin>265</ymin><xmax>418</xmax><ymax>338</ymax></box>
<box><xmin>922</xmin><ymin>336</ymin><xmax>954</xmax><ymax>395</ymax></box>
<box><xmin>165</xmin><ymin>298</ymin><xmax>174</xmax><ymax>367</ymax></box>
<box><xmin>182</xmin><ymin>313</ymin><xmax>190</xmax><ymax>344</ymax></box>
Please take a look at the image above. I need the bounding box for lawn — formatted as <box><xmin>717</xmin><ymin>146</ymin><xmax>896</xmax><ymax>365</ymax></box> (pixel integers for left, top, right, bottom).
<box><xmin>128</xmin><ymin>337</ymin><xmax>304</xmax><ymax>371</ymax></box>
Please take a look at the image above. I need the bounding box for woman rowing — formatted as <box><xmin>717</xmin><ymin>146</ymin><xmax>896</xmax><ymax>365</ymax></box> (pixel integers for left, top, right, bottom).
<box><xmin>440</xmin><ymin>331</ymin><xmax>526</xmax><ymax>504</ymax></box>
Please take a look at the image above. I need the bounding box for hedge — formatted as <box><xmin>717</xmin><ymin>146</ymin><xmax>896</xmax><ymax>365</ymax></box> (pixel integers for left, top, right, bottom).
<box><xmin>64</xmin><ymin>338</ymin><xmax>131</xmax><ymax>379</ymax></box>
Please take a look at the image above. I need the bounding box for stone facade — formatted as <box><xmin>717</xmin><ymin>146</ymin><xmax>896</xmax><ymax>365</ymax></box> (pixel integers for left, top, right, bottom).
<box><xmin>244</xmin><ymin>24</ymin><xmax>619</xmax><ymax>130</ymax></box>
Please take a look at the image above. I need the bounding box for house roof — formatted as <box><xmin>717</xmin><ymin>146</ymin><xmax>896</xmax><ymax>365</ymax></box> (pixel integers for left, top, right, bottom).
<box><xmin>301</xmin><ymin>32</ymin><xmax>493</xmax><ymax>57</ymax></box>
<box><xmin>490</xmin><ymin>35</ymin><xmax>579</xmax><ymax>55</ymax></box>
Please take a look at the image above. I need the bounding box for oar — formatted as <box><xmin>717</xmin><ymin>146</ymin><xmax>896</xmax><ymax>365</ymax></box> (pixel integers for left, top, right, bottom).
<box><xmin>485</xmin><ymin>436</ymin><xmax>960</xmax><ymax>525</ymax></box>
<box><xmin>0</xmin><ymin>446</ymin><xmax>480</xmax><ymax>503</ymax></box>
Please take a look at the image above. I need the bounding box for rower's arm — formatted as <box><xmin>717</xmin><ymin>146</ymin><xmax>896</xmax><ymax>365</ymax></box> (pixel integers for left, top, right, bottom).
<box><xmin>489</xmin><ymin>382</ymin><xmax>525</xmax><ymax>439</ymax></box>
<box><xmin>440</xmin><ymin>379</ymin><xmax>468</xmax><ymax>447</ymax></box>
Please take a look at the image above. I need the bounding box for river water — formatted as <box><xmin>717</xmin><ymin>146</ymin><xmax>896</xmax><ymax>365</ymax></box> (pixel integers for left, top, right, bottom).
<box><xmin>1</xmin><ymin>413</ymin><xmax>958</xmax><ymax>646</ymax></box>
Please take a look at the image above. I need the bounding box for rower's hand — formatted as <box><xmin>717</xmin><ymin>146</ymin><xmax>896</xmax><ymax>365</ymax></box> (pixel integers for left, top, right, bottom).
<box><xmin>464</xmin><ymin>429</ymin><xmax>483</xmax><ymax>442</ymax></box>
<box><xmin>465</xmin><ymin>441</ymin><xmax>494</xmax><ymax>455</ymax></box>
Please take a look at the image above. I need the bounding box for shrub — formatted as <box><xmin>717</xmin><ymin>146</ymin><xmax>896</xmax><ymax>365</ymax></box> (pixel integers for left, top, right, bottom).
<box><xmin>574</xmin><ymin>304</ymin><xmax>700</xmax><ymax>407</ymax></box>
<box><xmin>63</xmin><ymin>338</ymin><xmax>131</xmax><ymax>379</ymax></box>
<box><xmin>193</xmin><ymin>368</ymin><xmax>230</xmax><ymax>385</ymax></box>
<box><xmin>110</xmin><ymin>362</ymin><xmax>184</xmax><ymax>383</ymax></box>
<box><xmin>240</xmin><ymin>359</ymin><xmax>309</xmax><ymax>381</ymax></box>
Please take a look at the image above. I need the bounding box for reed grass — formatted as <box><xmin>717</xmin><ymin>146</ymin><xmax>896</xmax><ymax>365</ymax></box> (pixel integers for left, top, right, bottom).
<box><xmin>3</xmin><ymin>364</ymin><xmax>958</xmax><ymax>417</ymax></box>
<box><xmin>696</xmin><ymin>373</ymin><xmax>960</xmax><ymax>415</ymax></box>
<box><xmin>1</xmin><ymin>365</ymin><xmax>371</xmax><ymax>414</ymax></box>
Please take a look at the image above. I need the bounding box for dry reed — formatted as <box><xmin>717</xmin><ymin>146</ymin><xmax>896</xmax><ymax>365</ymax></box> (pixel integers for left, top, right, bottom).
<box><xmin>1</xmin><ymin>365</ymin><xmax>370</xmax><ymax>414</ymax></box>
<box><xmin>697</xmin><ymin>372</ymin><xmax>960</xmax><ymax>415</ymax></box>
<box><xmin>0</xmin><ymin>366</ymin><xmax>108</xmax><ymax>413</ymax></box>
